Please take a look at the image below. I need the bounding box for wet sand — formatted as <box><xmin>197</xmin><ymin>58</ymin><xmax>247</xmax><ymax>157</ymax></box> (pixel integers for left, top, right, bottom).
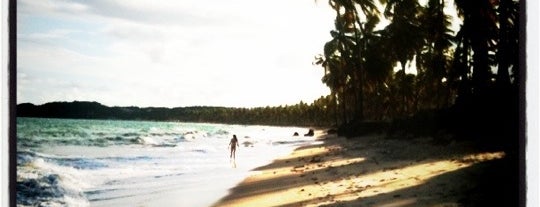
<box><xmin>212</xmin><ymin>131</ymin><xmax>506</xmax><ymax>207</ymax></box>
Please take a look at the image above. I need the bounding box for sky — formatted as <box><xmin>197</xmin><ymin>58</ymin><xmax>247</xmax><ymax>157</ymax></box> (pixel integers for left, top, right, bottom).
<box><xmin>17</xmin><ymin>0</ymin><xmax>336</xmax><ymax>108</ymax></box>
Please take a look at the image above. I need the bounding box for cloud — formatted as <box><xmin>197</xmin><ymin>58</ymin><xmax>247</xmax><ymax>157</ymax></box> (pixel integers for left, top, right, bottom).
<box><xmin>18</xmin><ymin>0</ymin><xmax>88</xmax><ymax>15</ymax></box>
<box><xmin>81</xmin><ymin>0</ymin><xmax>222</xmax><ymax>26</ymax></box>
<box><xmin>17</xmin><ymin>0</ymin><xmax>335</xmax><ymax>107</ymax></box>
<box><xmin>18</xmin><ymin>0</ymin><xmax>250</xmax><ymax>27</ymax></box>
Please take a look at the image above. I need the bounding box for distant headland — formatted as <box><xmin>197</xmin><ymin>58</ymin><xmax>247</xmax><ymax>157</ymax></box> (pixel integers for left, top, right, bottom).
<box><xmin>16</xmin><ymin>101</ymin><xmax>334</xmax><ymax>127</ymax></box>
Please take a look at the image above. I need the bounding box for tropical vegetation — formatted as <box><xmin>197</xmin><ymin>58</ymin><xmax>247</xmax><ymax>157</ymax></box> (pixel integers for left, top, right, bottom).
<box><xmin>313</xmin><ymin>0</ymin><xmax>520</xmax><ymax>145</ymax></box>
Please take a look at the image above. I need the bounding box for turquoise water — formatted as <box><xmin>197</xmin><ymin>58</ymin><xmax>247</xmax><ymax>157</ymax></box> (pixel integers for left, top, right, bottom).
<box><xmin>16</xmin><ymin>117</ymin><xmax>317</xmax><ymax>207</ymax></box>
<box><xmin>17</xmin><ymin>118</ymin><xmax>224</xmax><ymax>148</ymax></box>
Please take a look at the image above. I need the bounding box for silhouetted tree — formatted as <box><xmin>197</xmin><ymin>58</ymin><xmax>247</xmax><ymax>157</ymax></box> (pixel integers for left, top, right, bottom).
<box><xmin>315</xmin><ymin>0</ymin><xmax>383</xmax><ymax>123</ymax></box>
<box><xmin>496</xmin><ymin>0</ymin><xmax>520</xmax><ymax>88</ymax></box>
<box><xmin>453</xmin><ymin>0</ymin><xmax>498</xmax><ymax>96</ymax></box>
<box><xmin>415</xmin><ymin>0</ymin><xmax>454</xmax><ymax>110</ymax></box>
<box><xmin>382</xmin><ymin>0</ymin><xmax>425</xmax><ymax>116</ymax></box>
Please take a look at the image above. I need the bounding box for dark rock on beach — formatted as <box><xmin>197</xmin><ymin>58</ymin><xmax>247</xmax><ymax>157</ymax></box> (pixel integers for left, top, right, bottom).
<box><xmin>304</xmin><ymin>129</ymin><xmax>314</xmax><ymax>137</ymax></box>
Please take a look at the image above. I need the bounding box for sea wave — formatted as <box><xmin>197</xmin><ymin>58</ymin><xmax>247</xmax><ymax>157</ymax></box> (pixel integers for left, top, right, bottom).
<box><xmin>17</xmin><ymin>174</ymin><xmax>89</xmax><ymax>207</ymax></box>
<box><xmin>18</xmin><ymin>151</ymin><xmax>108</xmax><ymax>170</ymax></box>
<box><xmin>16</xmin><ymin>151</ymin><xmax>164</xmax><ymax>206</ymax></box>
<box><xmin>17</xmin><ymin>151</ymin><xmax>91</xmax><ymax>207</ymax></box>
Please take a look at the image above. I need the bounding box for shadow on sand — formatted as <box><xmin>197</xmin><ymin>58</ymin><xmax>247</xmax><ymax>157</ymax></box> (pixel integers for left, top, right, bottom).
<box><xmin>213</xmin><ymin>135</ymin><xmax>519</xmax><ymax>207</ymax></box>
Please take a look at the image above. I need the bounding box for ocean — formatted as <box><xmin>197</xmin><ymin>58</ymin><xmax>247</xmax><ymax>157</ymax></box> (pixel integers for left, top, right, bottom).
<box><xmin>16</xmin><ymin>117</ymin><xmax>319</xmax><ymax>207</ymax></box>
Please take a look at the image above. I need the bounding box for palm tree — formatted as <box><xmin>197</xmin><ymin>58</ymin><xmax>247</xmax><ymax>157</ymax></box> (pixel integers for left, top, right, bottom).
<box><xmin>381</xmin><ymin>0</ymin><xmax>425</xmax><ymax>116</ymax></box>
<box><xmin>315</xmin><ymin>31</ymin><xmax>354</xmax><ymax>124</ymax></box>
<box><xmin>330</xmin><ymin>0</ymin><xmax>381</xmax><ymax>121</ymax></box>
<box><xmin>416</xmin><ymin>0</ymin><xmax>454</xmax><ymax>109</ymax></box>
<box><xmin>453</xmin><ymin>0</ymin><xmax>498</xmax><ymax>95</ymax></box>
<box><xmin>315</xmin><ymin>0</ymin><xmax>382</xmax><ymax>122</ymax></box>
<box><xmin>449</xmin><ymin>0</ymin><xmax>521</xmax><ymax>157</ymax></box>
<box><xmin>496</xmin><ymin>0</ymin><xmax>520</xmax><ymax>88</ymax></box>
<box><xmin>361</xmin><ymin>29</ymin><xmax>394</xmax><ymax>119</ymax></box>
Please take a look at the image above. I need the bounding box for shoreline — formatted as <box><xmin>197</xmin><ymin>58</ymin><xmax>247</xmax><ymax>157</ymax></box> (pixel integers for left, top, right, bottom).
<box><xmin>212</xmin><ymin>131</ymin><xmax>507</xmax><ymax>207</ymax></box>
<box><xmin>16</xmin><ymin>119</ymin><xmax>319</xmax><ymax>207</ymax></box>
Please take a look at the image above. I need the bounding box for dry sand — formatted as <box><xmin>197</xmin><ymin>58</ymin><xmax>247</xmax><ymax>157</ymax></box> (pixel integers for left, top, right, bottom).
<box><xmin>212</xmin><ymin>131</ymin><xmax>506</xmax><ymax>207</ymax></box>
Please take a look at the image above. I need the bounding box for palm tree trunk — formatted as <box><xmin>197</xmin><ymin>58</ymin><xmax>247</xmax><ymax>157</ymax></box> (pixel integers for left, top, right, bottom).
<box><xmin>352</xmin><ymin>7</ymin><xmax>365</xmax><ymax>121</ymax></box>
<box><xmin>496</xmin><ymin>0</ymin><xmax>511</xmax><ymax>87</ymax></box>
<box><xmin>400</xmin><ymin>60</ymin><xmax>407</xmax><ymax>116</ymax></box>
<box><xmin>333</xmin><ymin>92</ymin><xmax>339</xmax><ymax>126</ymax></box>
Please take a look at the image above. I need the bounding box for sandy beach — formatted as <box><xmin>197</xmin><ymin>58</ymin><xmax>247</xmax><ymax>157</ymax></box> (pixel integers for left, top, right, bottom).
<box><xmin>212</xmin><ymin>130</ymin><xmax>508</xmax><ymax>207</ymax></box>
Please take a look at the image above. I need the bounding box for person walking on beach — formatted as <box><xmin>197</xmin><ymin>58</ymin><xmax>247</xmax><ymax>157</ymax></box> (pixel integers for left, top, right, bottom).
<box><xmin>229</xmin><ymin>135</ymin><xmax>239</xmax><ymax>159</ymax></box>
